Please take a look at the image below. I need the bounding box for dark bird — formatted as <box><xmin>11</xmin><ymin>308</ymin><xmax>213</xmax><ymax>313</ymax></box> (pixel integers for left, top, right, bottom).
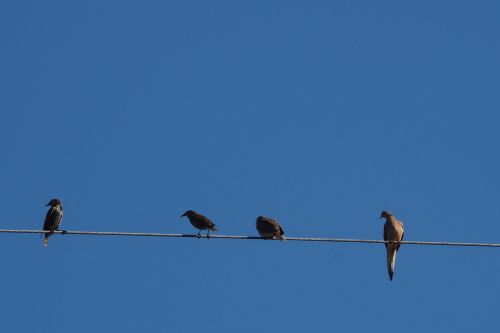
<box><xmin>42</xmin><ymin>198</ymin><xmax>64</xmax><ymax>247</ymax></box>
<box><xmin>380</xmin><ymin>210</ymin><xmax>405</xmax><ymax>281</ymax></box>
<box><xmin>256</xmin><ymin>216</ymin><xmax>285</xmax><ymax>240</ymax></box>
<box><xmin>180</xmin><ymin>210</ymin><xmax>218</xmax><ymax>238</ymax></box>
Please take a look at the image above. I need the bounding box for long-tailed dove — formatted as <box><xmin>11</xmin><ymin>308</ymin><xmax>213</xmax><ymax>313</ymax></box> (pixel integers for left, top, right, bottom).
<box><xmin>380</xmin><ymin>210</ymin><xmax>404</xmax><ymax>281</ymax></box>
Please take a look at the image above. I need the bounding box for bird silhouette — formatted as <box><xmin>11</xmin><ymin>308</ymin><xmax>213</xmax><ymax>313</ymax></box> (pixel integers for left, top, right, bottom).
<box><xmin>256</xmin><ymin>216</ymin><xmax>285</xmax><ymax>240</ymax></box>
<box><xmin>380</xmin><ymin>210</ymin><xmax>405</xmax><ymax>281</ymax></box>
<box><xmin>42</xmin><ymin>199</ymin><xmax>64</xmax><ymax>247</ymax></box>
<box><xmin>180</xmin><ymin>210</ymin><xmax>218</xmax><ymax>238</ymax></box>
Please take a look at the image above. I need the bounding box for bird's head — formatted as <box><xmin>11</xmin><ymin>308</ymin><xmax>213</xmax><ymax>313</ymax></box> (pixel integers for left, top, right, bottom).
<box><xmin>380</xmin><ymin>210</ymin><xmax>392</xmax><ymax>219</ymax></box>
<box><xmin>45</xmin><ymin>198</ymin><xmax>62</xmax><ymax>207</ymax></box>
<box><xmin>180</xmin><ymin>210</ymin><xmax>196</xmax><ymax>218</ymax></box>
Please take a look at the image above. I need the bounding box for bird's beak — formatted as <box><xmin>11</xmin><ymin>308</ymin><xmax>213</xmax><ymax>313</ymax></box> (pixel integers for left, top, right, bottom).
<box><xmin>180</xmin><ymin>213</ymin><xmax>186</xmax><ymax>218</ymax></box>
<box><xmin>45</xmin><ymin>203</ymin><xmax>50</xmax><ymax>207</ymax></box>
<box><xmin>379</xmin><ymin>214</ymin><xmax>383</xmax><ymax>219</ymax></box>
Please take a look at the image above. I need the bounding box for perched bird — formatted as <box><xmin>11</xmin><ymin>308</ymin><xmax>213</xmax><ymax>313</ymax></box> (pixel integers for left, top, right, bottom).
<box><xmin>380</xmin><ymin>210</ymin><xmax>405</xmax><ymax>281</ymax></box>
<box><xmin>256</xmin><ymin>216</ymin><xmax>285</xmax><ymax>240</ymax></box>
<box><xmin>42</xmin><ymin>198</ymin><xmax>64</xmax><ymax>247</ymax></box>
<box><xmin>180</xmin><ymin>210</ymin><xmax>218</xmax><ymax>238</ymax></box>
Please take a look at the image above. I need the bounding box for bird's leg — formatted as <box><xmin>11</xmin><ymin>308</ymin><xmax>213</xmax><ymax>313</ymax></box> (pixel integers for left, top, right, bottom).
<box><xmin>59</xmin><ymin>229</ymin><xmax>67</xmax><ymax>235</ymax></box>
<box><xmin>56</xmin><ymin>227</ymin><xmax>67</xmax><ymax>235</ymax></box>
<box><xmin>197</xmin><ymin>230</ymin><xmax>201</xmax><ymax>238</ymax></box>
<box><xmin>207</xmin><ymin>229</ymin><xmax>210</xmax><ymax>239</ymax></box>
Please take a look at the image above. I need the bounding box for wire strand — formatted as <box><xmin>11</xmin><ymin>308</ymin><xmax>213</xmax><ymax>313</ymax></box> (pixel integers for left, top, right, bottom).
<box><xmin>0</xmin><ymin>229</ymin><xmax>499</xmax><ymax>248</ymax></box>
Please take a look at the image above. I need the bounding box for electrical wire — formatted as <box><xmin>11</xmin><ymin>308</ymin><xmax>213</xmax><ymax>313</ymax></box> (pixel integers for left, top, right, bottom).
<box><xmin>0</xmin><ymin>229</ymin><xmax>498</xmax><ymax>247</ymax></box>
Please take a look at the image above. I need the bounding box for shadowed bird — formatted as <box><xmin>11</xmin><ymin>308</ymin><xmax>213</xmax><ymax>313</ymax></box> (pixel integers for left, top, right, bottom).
<box><xmin>256</xmin><ymin>216</ymin><xmax>285</xmax><ymax>240</ymax></box>
<box><xmin>380</xmin><ymin>210</ymin><xmax>405</xmax><ymax>281</ymax></box>
<box><xmin>42</xmin><ymin>198</ymin><xmax>64</xmax><ymax>247</ymax></box>
<box><xmin>180</xmin><ymin>210</ymin><xmax>218</xmax><ymax>238</ymax></box>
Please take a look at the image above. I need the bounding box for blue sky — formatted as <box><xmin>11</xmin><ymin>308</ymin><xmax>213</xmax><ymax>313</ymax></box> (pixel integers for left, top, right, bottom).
<box><xmin>1</xmin><ymin>0</ymin><xmax>499</xmax><ymax>331</ymax></box>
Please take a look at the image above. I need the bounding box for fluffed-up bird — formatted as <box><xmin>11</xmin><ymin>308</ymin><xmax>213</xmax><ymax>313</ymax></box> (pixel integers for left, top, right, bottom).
<box><xmin>180</xmin><ymin>210</ymin><xmax>218</xmax><ymax>238</ymax></box>
<box><xmin>43</xmin><ymin>198</ymin><xmax>64</xmax><ymax>247</ymax></box>
<box><xmin>256</xmin><ymin>216</ymin><xmax>285</xmax><ymax>240</ymax></box>
<box><xmin>380</xmin><ymin>210</ymin><xmax>405</xmax><ymax>281</ymax></box>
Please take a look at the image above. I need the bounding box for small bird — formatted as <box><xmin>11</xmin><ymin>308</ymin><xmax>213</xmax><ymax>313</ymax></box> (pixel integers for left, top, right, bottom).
<box><xmin>42</xmin><ymin>198</ymin><xmax>64</xmax><ymax>247</ymax></box>
<box><xmin>180</xmin><ymin>210</ymin><xmax>218</xmax><ymax>238</ymax></box>
<box><xmin>380</xmin><ymin>210</ymin><xmax>405</xmax><ymax>281</ymax></box>
<box><xmin>256</xmin><ymin>216</ymin><xmax>285</xmax><ymax>240</ymax></box>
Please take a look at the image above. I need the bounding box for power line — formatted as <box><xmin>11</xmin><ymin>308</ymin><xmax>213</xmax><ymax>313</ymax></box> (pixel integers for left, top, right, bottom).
<box><xmin>0</xmin><ymin>229</ymin><xmax>499</xmax><ymax>248</ymax></box>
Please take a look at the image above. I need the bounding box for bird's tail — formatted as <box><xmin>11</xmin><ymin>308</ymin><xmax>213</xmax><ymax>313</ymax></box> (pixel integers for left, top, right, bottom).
<box><xmin>387</xmin><ymin>249</ymin><xmax>397</xmax><ymax>281</ymax></box>
<box><xmin>43</xmin><ymin>234</ymin><xmax>49</xmax><ymax>247</ymax></box>
<box><xmin>278</xmin><ymin>235</ymin><xmax>286</xmax><ymax>241</ymax></box>
<box><xmin>211</xmin><ymin>226</ymin><xmax>219</xmax><ymax>231</ymax></box>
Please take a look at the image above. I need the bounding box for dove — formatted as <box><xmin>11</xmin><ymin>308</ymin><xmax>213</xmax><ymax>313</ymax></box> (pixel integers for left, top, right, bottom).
<box><xmin>380</xmin><ymin>210</ymin><xmax>405</xmax><ymax>281</ymax></box>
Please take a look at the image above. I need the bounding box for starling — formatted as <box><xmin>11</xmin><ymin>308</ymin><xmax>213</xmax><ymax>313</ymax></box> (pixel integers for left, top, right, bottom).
<box><xmin>42</xmin><ymin>198</ymin><xmax>64</xmax><ymax>247</ymax></box>
<box><xmin>380</xmin><ymin>210</ymin><xmax>405</xmax><ymax>281</ymax></box>
<box><xmin>180</xmin><ymin>210</ymin><xmax>218</xmax><ymax>238</ymax></box>
<box><xmin>256</xmin><ymin>216</ymin><xmax>285</xmax><ymax>240</ymax></box>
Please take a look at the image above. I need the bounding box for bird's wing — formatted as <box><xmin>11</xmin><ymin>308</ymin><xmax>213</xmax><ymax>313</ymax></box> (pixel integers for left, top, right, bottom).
<box><xmin>396</xmin><ymin>221</ymin><xmax>404</xmax><ymax>251</ymax></box>
<box><xmin>259</xmin><ymin>220</ymin><xmax>280</xmax><ymax>234</ymax></box>
<box><xmin>264</xmin><ymin>220</ymin><xmax>280</xmax><ymax>234</ymax></box>
<box><xmin>43</xmin><ymin>208</ymin><xmax>55</xmax><ymax>230</ymax></box>
<box><xmin>200</xmin><ymin>215</ymin><xmax>215</xmax><ymax>228</ymax></box>
<box><xmin>54</xmin><ymin>209</ymin><xmax>63</xmax><ymax>230</ymax></box>
<box><xmin>383</xmin><ymin>222</ymin><xmax>389</xmax><ymax>249</ymax></box>
<box><xmin>397</xmin><ymin>231</ymin><xmax>404</xmax><ymax>251</ymax></box>
<box><xmin>279</xmin><ymin>225</ymin><xmax>285</xmax><ymax>236</ymax></box>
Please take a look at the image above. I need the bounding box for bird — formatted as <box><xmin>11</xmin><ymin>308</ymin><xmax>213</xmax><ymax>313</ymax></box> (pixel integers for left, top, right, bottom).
<box><xmin>256</xmin><ymin>216</ymin><xmax>285</xmax><ymax>240</ymax></box>
<box><xmin>42</xmin><ymin>198</ymin><xmax>64</xmax><ymax>247</ymax></box>
<box><xmin>380</xmin><ymin>210</ymin><xmax>405</xmax><ymax>281</ymax></box>
<box><xmin>180</xmin><ymin>210</ymin><xmax>218</xmax><ymax>238</ymax></box>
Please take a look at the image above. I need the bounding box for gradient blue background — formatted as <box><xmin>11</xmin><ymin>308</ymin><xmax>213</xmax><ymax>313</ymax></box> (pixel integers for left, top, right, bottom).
<box><xmin>1</xmin><ymin>1</ymin><xmax>499</xmax><ymax>332</ymax></box>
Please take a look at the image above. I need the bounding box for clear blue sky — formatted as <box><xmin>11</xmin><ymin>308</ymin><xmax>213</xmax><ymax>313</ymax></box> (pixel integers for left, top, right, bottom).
<box><xmin>1</xmin><ymin>0</ymin><xmax>499</xmax><ymax>332</ymax></box>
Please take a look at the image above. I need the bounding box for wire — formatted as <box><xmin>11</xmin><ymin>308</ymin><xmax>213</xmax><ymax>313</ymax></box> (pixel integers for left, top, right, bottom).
<box><xmin>0</xmin><ymin>229</ymin><xmax>499</xmax><ymax>248</ymax></box>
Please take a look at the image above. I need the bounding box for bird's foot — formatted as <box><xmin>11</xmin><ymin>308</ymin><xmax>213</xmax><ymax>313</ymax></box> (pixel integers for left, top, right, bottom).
<box><xmin>61</xmin><ymin>230</ymin><xmax>67</xmax><ymax>235</ymax></box>
<box><xmin>196</xmin><ymin>234</ymin><xmax>201</xmax><ymax>239</ymax></box>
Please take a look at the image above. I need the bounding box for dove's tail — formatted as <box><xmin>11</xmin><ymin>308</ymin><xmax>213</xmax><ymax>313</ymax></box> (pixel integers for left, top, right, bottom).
<box><xmin>43</xmin><ymin>234</ymin><xmax>49</xmax><ymax>247</ymax></box>
<box><xmin>387</xmin><ymin>248</ymin><xmax>397</xmax><ymax>281</ymax></box>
